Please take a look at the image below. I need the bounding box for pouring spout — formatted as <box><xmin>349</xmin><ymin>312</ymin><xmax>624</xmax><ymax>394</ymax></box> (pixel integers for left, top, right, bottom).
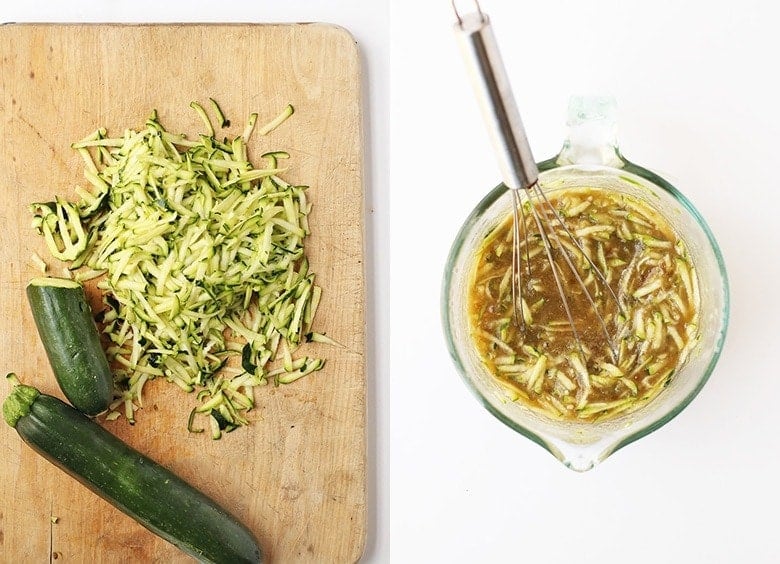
<box><xmin>544</xmin><ymin>432</ymin><xmax>624</xmax><ymax>472</ymax></box>
<box><xmin>563</xmin><ymin>453</ymin><xmax>599</xmax><ymax>473</ymax></box>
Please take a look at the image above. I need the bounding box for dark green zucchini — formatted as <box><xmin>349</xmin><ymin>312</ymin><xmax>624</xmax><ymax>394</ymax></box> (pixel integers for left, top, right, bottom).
<box><xmin>3</xmin><ymin>381</ymin><xmax>263</xmax><ymax>563</ymax></box>
<box><xmin>26</xmin><ymin>277</ymin><xmax>113</xmax><ymax>415</ymax></box>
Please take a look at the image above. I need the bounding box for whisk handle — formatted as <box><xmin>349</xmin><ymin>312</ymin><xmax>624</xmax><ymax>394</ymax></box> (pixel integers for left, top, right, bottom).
<box><xmin>453</xmin><ymin>7</ymin><xmax>539</xmax><ymax>190</ymax></box>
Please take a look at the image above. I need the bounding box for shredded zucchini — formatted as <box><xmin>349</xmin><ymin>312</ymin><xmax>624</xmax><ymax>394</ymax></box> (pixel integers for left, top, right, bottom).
<box><xmin>30</xmin><ymin>252</ymin><xmax>48</xmax><ymax>273</ymax></box>
<box><xmin>31</xmin><ymin>100</ymin><xmax>327</xmax><ymax>435</ymax></box>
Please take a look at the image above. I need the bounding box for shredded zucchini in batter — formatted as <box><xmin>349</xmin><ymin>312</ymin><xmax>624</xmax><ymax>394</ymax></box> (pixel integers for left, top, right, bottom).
<box><xmin>469</xmin><ymin>187</ymin><xmax>700</xmax><ymax>422</ymax></box>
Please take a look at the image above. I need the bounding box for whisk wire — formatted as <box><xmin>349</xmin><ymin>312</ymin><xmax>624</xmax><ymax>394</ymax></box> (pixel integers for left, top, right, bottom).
<box><xmin>530</xmin><ymin>183</ymin><xmax>620</xmax><ymax>363</ymax></box>
<box><xmin>520</xmin><ymin>192</ymin><xmax>532</xmax><ymax>278</ymax></box>
<box><xmin>451</xmin><ymin>0</ymin><xmax>485</xmax><ymax>27</ymax></box>
<box><xmin>536</xmin><ymin>187</ymin><xmax>625</xmax><ymax>318</ymax></box>
<box><xmin>524</xmin><ymin>184</ymin><xmax>587</xmax><ymax>362</ymax></box>
<box><xmin>510</xmin><ymin>189</ymin><xmax>525</xmax><ymax>331</ymax></box>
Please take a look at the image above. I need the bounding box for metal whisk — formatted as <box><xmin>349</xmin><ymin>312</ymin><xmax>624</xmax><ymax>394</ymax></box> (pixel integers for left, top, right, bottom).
<box><xmin>452</xmin><ymin>0</ymin><xmax>621</xmax><ymax>360</ymax></box>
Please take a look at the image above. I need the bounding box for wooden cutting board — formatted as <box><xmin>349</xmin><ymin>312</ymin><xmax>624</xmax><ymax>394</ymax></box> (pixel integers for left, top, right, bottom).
<box><xmin>0</xmin><ymin>24</ymin><xmax>366</xmax><ymax>563</ymax></box>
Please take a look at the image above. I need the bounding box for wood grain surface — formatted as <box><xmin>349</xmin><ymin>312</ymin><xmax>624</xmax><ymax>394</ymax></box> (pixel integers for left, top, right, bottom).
<box><xmin>0</xmin><ymin>24</ymin><xmax>366</xmax><ymax>563</ymax></box>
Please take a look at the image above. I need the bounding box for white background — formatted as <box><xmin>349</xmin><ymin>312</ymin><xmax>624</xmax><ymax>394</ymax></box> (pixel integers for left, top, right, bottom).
<box><xmin>3</xmin><ymin>1</ymin><xmax>780</xmax><ymax>563</ymax></box>
<box><xmin>390</xmin><ymin>1</ymin><xmax>778</xmax><ymax>564</ymax></box>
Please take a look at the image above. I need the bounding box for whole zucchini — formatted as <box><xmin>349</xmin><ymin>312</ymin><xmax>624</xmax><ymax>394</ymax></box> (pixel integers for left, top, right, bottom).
<box><xmin>26</xmin><ymin>277</ymin><xmax>113</xmax><ymax>415</ymax></box>
<box><xmin>3</xmin><ymin>382</ymin><xmax>263</xmax><ymax>563</ymax></box>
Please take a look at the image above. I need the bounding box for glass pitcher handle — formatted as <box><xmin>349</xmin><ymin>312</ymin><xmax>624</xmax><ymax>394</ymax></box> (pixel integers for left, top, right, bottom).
<box><xmin>556</xmin><ymin>96</ymin><xmax>625</xmax><ymax>168</ymax></box>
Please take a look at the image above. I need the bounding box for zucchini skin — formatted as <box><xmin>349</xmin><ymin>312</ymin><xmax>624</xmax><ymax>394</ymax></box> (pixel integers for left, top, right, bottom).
<box><xmin>26</xmin><ymin>279</ymin><xmax>113</xmax><ymax>415</ymax></box>
<box><xmin>9</xmin><ymin>389</ymin><xmax>262</xmax><ymax>564</ymax></box>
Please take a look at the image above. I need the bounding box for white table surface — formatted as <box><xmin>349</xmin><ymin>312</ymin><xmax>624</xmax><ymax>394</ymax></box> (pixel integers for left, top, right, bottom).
<box><xmin>391</xmin><ymin>1</ymin><xmax>777</xmax><ymax>563</ymax></box>
<box><xmin>3</xmin><ymin>1</ymin><xmax>779</xmax><ymax>563</ymax></box>
<box><xmin>394</xmin><ymin>0</ymin><xmax>780</xmax><ymax>564</ymax></box>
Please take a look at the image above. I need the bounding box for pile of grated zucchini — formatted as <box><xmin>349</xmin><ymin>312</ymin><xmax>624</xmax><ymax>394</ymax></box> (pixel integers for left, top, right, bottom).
<box><xmin>30</xmin><ymin>100</ymin><xmax>333</xmax><ymax>438</ymax></box>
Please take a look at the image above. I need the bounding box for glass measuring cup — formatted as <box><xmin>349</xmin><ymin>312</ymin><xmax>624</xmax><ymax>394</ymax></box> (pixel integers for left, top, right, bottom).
<box><xmin>442</xmin><ymin>97</ymin><xmax>730</xmax><ymax>471</ymax></box>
